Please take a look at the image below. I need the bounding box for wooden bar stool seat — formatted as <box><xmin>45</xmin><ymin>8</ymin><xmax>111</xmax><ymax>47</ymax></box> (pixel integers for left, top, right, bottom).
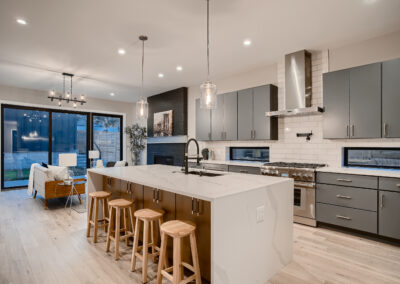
<box><xmin>106</xmin><ymin>198</ymin><xmax>135</xmax><ymax>260</ymax></box>
<box><xmin>86</xmin><ymin>191</ymin><xmax>111</xmax><ymax>243</ymax></box>
<box><xmin>131</xmin><ymin>208</ymin><xmax>166</xmax><ymax>283</ymax></box>
<box><xmin>157</xmin><ymin>220</ymin><xmax>201</xmax><ymax>284</ymax></box>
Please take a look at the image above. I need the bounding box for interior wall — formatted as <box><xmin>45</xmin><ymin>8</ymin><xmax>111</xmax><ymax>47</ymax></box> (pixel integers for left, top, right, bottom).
<box><xmin>0</xmin><ymin>84</ymin><xmax>136</xmax><ymax>188</ymax></box>
<box><xmin>188</xmin><ymin>31</ymin><xmax>400</xmax><ymax>167</ymax></box>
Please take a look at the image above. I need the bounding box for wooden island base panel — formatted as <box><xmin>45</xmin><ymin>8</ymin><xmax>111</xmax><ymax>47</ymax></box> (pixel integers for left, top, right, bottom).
<box><xmin>87</xmin><ymin>165</ymin><xmax>293</xmax><ymax>284</ymax></box>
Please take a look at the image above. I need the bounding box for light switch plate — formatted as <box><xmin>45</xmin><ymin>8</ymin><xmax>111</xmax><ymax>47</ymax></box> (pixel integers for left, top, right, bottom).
<box><xmin>256</xmin><ymin>205</ymin><xmax>265</xmax><ymax>223</ymax></box>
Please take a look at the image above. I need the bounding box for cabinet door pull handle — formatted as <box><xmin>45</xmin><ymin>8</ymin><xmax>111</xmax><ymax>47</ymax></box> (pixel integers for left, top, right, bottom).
<box><xmin>380</xmin><ymin>194</ymin><xmax>384</xmax><ymax>209</ymax></box>
<box><xmin>191</xmin><ymin>197</ymin><xmax>194</xmax><ymax>215</ymax></box>
<box><xmin>153</xmin><ymin>190</ymin><xmax>156</xmax><ymax>202</ymax></box>
<box><xmin>239</xmin><ymin>170</ymin><xmax>248</xmax><ymax>173</ymax></box>
<box><xmin>253</xmin><ymin>130</ymin><xmax>256</xmax><ymax>139</ymax></box>
<box><xmin>336</xmin><ymin>194</ymin><xmax>352</xmax><ymax>199</ymax></box>
<box><xmin>156</xmin><ymin>189</ymin><xmax>160</xmax><ymax>204</ymax></box>
<box><xmin>351</xmin><ymin>125</ymin><xmax>355</xmax><ymax>137</ymax></box>
<box><xmin>336</xmin><ymin>215</ymin><xmax>351</xmax><ymax>220</ymax></box>
<box><xmin>383</xmin><ymin>123</ymin><xmax>388</xmax><ymax>137</ymax></box>
<box><xmin>196</xmin><ymin>199</ymin><xmax>200</xmax><ymax>216</ymax></box>
<box><xmin>346</xmin><ymin>125</ymin><xmax>349</xmax><ymax>137</ymax></box>
<box><xmin>337</xmin><ymin>178</ymin><xmax>352</xmax><ymax>182</ymax></box>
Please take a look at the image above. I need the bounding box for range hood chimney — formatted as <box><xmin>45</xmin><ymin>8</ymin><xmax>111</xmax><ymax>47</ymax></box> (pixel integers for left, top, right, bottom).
<box><xmin>267</xmin><ymin>50</ymin><xmax>323</xmax><ymax>117</ymax></box>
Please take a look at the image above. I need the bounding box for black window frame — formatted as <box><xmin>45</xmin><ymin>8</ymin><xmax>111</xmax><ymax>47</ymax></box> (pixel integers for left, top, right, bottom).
<box><xmin>229</xmin><ymin>146</ymin><xmax>270</xmax><ymax>162</ymax></box>
<box><xmin>1</xmin><ymin>104</ymin><xmax>123</xmax><ymax>189</ymax></box>
<box><xmin>343</xmin><ymin>147</ymin><xmax>400</xmax><ymax>169</ymax></box>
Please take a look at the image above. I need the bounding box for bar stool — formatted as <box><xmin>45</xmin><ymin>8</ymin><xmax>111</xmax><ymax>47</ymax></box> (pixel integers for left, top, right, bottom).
<box><xmin>157</xmin><ymin>220</ymin><xmax>201</xmax><ymax>284</ymax></box>
<box><xmin>86</xmin><ymin>191</ymin><xmax>111</xmax><ymax>243</ymax></box>
<box><xmin>106</xmin><ymin>198</ymin><xmax>135</xmax><ymax>260</ymax></box>
<box><xmin>131</xmin><ymin>208</ymin><xmax>166</xmax><ymax>283</ymax></box>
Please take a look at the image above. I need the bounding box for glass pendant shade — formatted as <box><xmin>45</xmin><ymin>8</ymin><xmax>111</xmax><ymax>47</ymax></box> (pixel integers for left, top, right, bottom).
<box><xmin>136</xmin><ymin>98</ymin><xmax>148</xmax><ymax>120</ymax></box>
<box><xmin>200</xmin><ymin>81</ymin><xmax>217</xmax><ymax>109</ymax></box>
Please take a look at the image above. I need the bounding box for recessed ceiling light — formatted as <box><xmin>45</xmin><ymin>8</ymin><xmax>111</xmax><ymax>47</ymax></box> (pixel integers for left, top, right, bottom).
<box><xmin>118</xmin><ymin>49</ymin><xmax>126</xmax><ymax>55</ymax></box>
<box><xmin>110</xmin><ymin>92</ymin><xmax>115</xmax><ymax>96</ymax></box>
<box><xmin>16</xmin><ymin>18</ymin><xmax>27</xmax><ymax>25</ymax></box>
<box><xmin>176</xmin><ymin>66</ymin><xmax>183</xmax><ymax>71</ymax></box>
<box><xmin>243</xmin><ymin>39</ymin><xmax>252</xmax><ymax>46</ymax></box>
<box><xmin>158</xmin><ymin>73</ymin><xmax>164</xmax><ymax>78</ymax></box>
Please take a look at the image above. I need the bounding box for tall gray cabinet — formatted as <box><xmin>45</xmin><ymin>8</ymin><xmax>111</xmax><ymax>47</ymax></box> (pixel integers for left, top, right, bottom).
<box><xmin>211</xmin><ymin>92</ymin><xmax>238</xmax><ymax>141</ymax></box>
<box><xmin>382</xmin><ymin>58</ymin><xmax>400</xmax><ymax>138</ymax></box>
<box><xmin>238</xmin><ymin>85</ymin><xmax>278</xmax><ymax>140</ymax></box>
<box><xmin>323</xmin><ymin>62</ymin><xmax>382</xmax><ymax>139</ymax></box>
<box><xmin>195</xmin><ymin>99</ymin><xmax>211</xmax><ymax>141</ymax></box>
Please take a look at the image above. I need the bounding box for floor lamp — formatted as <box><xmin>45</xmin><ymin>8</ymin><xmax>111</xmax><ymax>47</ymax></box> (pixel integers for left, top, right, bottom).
<box><xmin>59</xmin><ymin>153</ymin><xmax>78</xmax><ymax>211</ymax></box>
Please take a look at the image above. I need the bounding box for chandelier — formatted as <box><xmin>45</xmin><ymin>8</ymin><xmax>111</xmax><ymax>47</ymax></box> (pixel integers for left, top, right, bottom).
<box><xmin>48</xmin><ymin>73</ymin><xmax>87</xmax><ymax>108</ymax></box>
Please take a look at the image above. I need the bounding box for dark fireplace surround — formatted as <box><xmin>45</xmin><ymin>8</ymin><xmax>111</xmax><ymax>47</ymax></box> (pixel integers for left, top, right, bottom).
<box><xmin>146</xmin><ymin>87</ymin><xmax>187</xmax><ymax>167</ymax></box>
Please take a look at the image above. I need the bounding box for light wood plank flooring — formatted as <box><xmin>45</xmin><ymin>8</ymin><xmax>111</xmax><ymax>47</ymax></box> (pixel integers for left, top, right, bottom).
<box><xmin>1</xmin><ymin>189</ymin><xmax>399</xmax><ymax>284</ymax></box>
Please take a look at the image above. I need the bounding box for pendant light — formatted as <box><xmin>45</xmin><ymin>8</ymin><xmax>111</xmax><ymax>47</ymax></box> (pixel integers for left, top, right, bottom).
<box><xmin>200</xmin><ymin>0</ymin><xmax>217</xmax><ymax>109</ymax></box>
<box><xmin>136</xmin><ymin>35</ymin><xmax>149</xmax><ymax>120</ymax></box>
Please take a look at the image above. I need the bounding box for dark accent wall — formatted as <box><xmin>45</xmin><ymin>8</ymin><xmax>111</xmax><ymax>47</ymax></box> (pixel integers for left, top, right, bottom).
<box><xmin>147</xmin><ymin>87</ymin><xmax>188</xmax><ymax>137</ymax></box>
<box><xmin>147</xmin><ymin>143</ymin><xmax>185</xmax><ymax>167</ymax></box>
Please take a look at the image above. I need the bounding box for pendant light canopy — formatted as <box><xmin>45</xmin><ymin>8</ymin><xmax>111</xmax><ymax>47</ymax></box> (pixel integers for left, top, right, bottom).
<box><xmin>200</xmin><ymin>0</ymin><xmax>217</xmax><ymax>110</ymax></box>
<box><xmin>136</xmin><ymin>35</ymin><xmax>149</xmax><ymax>120</ymax></box>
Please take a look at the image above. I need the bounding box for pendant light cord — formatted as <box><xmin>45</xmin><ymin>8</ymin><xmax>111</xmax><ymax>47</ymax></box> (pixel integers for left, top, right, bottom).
<box><xmin>206</xmin><ymin>0</ymin><xmax>210</xmax><ymax>81</ymax></box>
<box><xmin>141</xmin><ymin>39</ymin><xmax>144</xmax><ymax>98</ymax></box>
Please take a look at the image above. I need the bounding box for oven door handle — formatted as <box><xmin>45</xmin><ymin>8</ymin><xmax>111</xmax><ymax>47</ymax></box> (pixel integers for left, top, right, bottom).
<box><xmin>294</xmin><ymin>182</ymin><xmax>315</xmax><ymax>189</ymax></box>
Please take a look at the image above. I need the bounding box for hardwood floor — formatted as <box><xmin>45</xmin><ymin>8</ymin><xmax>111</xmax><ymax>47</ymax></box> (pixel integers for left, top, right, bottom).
<box><xmin>1</xmin><ymin>189</ymin><xmax>399</xmax><ymax>284</ymax></box>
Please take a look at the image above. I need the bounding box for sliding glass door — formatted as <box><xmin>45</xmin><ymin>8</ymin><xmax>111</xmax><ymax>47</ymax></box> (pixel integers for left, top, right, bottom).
<box><xmin>1</xmin><ymin>107</ymin><xmax>49</xmax><ymax>188</ymax></box>
<box><xmin>92</xmin><ymin>114</ymin><xmax>122</xmax><ymax>166</ymax></box>
<box><xmin>52</xmin><ymin>112</ymin><xmax>88</xmax><ymax>177</ymax></box>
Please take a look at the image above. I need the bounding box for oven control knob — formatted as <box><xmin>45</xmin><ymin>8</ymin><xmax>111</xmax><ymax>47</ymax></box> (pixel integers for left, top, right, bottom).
<box><xmin>292</xmin><ymin>173</ymin><xmax>297</xmax><ymax>177</ymax></box>
<box><xmin>275</xmin><ymin>170</ymin><xmax>279</xmax><ymax>175</ymax></box>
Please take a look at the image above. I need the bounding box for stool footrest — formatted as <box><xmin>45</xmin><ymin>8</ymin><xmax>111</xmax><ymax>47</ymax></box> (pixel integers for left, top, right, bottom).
<box><xmin>180</xmin><ymin>274</ymin><xmax>196</xmax><ymax>284</ymax></box>
<box><xmin>181</xmin><ymin>262</ymin><xmax>195</xmax><ymax>273</ymax></box>
<box><xmin>161</xmin><ymin>269</ymin><xmax>174</xmax><ymax>282</ymax></box>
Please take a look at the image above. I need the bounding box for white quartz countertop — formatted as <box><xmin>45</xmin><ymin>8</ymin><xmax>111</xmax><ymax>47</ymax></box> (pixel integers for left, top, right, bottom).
<box><xmin>87</xmin><ymin>165</ymin><xmax>291</xmax><ymax>201</ymax></box>
<box><xmin>200</xmin><ymin>160</ymin><xmax>264</xmax><ymax>168</ymax></box>
<box><xmin>317</xmin><ymin>167</ymin><xmax>400</xmax><ymax>178</ymax></box>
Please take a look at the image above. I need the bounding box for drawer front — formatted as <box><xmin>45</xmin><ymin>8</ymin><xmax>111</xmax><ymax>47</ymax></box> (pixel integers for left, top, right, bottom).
<box><xmin>316</xmin><ymin>203</ymin><xmax>377</xmax><ymax>234</ymax></box>
<box><xmin>316</xmin><ymin>184</ymin><xmax>377</xmax><ymax>211</ymax></box>
<box><xmin>203</xmin><ymin>163</ymin><xmax>228</xmax><ymax>172</ymax></box>
<box><xmin>379</xmin><ymin>177</ymin><xmax>400</xmax><ymax>192</ymax></box>
<box><xmin>317</xmin><ymin>172</ymin><xmax>378</xmax><ymax>189</ymax></box>
<box><xmin>228</xmin><ymin>165</ymin><xmax>261</xmax><ymax>175</ymax></box>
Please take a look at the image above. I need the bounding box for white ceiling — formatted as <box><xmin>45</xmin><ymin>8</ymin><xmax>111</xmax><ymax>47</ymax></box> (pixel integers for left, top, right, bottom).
<box><xmin>0</xmin><ymin>0</ymin><xmax>399</xmax><ymax>102</ymax></box>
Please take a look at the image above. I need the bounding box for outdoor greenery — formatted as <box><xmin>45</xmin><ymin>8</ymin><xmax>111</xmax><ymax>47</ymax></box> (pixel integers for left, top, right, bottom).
<box><xmin>125</xmin><ymin>124</ymin><xmax>147</xmax><ymax>165</ymax></box>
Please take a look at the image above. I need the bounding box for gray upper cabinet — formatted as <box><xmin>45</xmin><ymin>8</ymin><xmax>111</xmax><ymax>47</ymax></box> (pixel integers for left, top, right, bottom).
<box><xmin>237</xmin><ymin>85</ymin><xmax>278</xmax><ymax>140</ymax></box>
<box><xmin>237</xmin><ymin>88</ymin><xmax>253</xmax><ymax>140</ymax></box>
<box><xmin>382</xmin><ymin>58</ymin><xmax>400</xmax><ymax>138</ymax></box>
<box><xmin>323</xmin><ymin>70</ymin><xmax>350</xmax><ymax>139</ymax></box>
<box><xmin>195</xmin><ymin>99</ymin><xmax>211</xmax><ymax>141</ymax></box>
<box><xmin>211</xmin><ymin>92</ymin><xmax>237</xmax><ymax>141</ymax></box>
<box><xmin>349</xmin><ymin>63</ymin><xmax>381</xmax><ymax>139</ymax></box>
<box><xmin>379</xmin><ymin>190</ymin><xmax>400</xmax><ymax>240</ymax></box>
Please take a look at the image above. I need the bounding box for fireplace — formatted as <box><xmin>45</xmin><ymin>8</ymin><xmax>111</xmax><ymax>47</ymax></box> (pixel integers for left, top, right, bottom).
<box><xmin>154</xmin><ymin>155</ymin><xmax>174</xmax><ymax>165</ymax></box>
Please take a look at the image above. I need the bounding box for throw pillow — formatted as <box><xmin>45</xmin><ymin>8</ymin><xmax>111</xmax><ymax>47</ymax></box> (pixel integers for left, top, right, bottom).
<box><xmin>47</xmin><ymin>165</ymin><xmax>69</xmax><ymax>180</ymax></box>
<box><xmin>114</xmin><ymin>160</ymin><xmax>127</xmax><ymax>167</ymax></box>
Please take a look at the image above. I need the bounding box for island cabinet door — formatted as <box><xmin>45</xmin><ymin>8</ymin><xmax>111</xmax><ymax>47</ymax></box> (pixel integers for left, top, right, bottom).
<box><xmin>143</xmin><ymin>187</ymin><xmax>176</xmax><ymax>253</ymax></box>
<box><xmin>102</xmin><ymin>176</ymin><xmax>122</xmax><ymax>200</ymax></box>
<box><xmin>175</xmin><ymin>194</ymin><xmax>211</xmax><ymax>282</ymax></box>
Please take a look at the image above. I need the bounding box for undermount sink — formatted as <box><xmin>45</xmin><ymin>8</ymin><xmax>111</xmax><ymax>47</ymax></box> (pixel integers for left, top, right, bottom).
<box><xmin>174</xmin><ymin>170</ymin><xmax>224</xmax><ymax>177</ymax></box>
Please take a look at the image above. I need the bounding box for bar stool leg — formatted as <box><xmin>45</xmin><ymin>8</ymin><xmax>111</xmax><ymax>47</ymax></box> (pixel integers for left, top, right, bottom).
<box><xmin>128</xmin><ymin>206</ymin><xmax>135</xmax><ymax>237</ymax></box>
<box><xmin>173</xmin><ymin>237</ymin><xmax>182</xmax><ymax>284</ymax></box>
<box><xmin>86</xmin><ymin>197</ymin><xmax>94</xmax><ymax>237</ymax></box>
<box><xmin>106</xmin><ymin>207</ymin><xmax>114</xmax><ymax>252</ymax></box>
<box><xmin>150</xmin><ymin>220</ymin><xmax>157</xmax><ymax>262</ymax></box>
<box><xmin>142</xmin><ymin>219</ymin><xmax>149</xmax><ymax>283</ymax></box>
<box><xmin>158</xmin><ymin>219</ymin><xmax>169</xmax><ymax>268</ymax></box>
<box><xmin>103</xmin><ymin>199</ymin><xmax>108</xmax><ymax>233</ymax></box>
<box><xmin>115</xmin><ymin>207</ymin><xmax>121</xmax><ymax>260</ymax></box>
<box><xmin>131</xmin><ymin>218</ymin><xmax>140</xmax><ymax>271</ymax></box>
<box><xmin>156</xmin><ymin>232</ymin><xmax>168</xmax><ymax>284</ymax></box>
<box><xmin>190</xmin><ymin>232</ymin><xmax>202</xmax><ymax>283</ymax></box>
<box><xmin>93</xmin><ymin>198</ymin><xmax>99</xmax><ymax>243</ymax></box>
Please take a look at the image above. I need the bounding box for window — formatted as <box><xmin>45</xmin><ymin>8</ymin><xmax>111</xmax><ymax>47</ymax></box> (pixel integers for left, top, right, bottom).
<box><xmin>2</xmin><ymin>107</ymin><xmax>49</xmax><ymax>188</ymax></box>
<box><xmin>230</xmin><ymin>147</ymin><xmax>269</xmax><ymax>162</ymax></box>
<box><xmin>344</xmin><ymin>147</ymin><xmax>400</xmax><ymax>169</ymax></box>
<box><xmin>92</xmin><ymin>114</ymin><xmax>122</xmax><ymax>166</ymax></box>
<box><xmin>1</xmin><ymin>105</ymin><xmax>123</xmax><ymax>189</ymax></box>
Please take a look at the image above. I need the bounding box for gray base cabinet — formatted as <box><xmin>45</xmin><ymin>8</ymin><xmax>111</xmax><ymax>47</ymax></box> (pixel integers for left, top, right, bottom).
<box><xmin>379</xmin><ymin>191</ymin><xmax>400</xmax><ymax>240</ymax></box>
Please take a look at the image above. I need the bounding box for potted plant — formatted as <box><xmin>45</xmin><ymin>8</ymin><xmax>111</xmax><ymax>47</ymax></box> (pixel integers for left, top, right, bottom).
<box><xmin>201</xmin><ymin>148</ymin><xmax>209</xmax><ymax>160</ymax></box>
<box><xmin>125</xmin><ymin>124</ymin><xmax>147</xmax><ymax>165</ymax></box>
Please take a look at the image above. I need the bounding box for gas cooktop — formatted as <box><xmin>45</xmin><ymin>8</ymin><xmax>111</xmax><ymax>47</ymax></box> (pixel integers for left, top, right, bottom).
<box><xmin>262</xmin><ymin>162</ymin><xmax>326</xmax><ymax>169</ymax></box>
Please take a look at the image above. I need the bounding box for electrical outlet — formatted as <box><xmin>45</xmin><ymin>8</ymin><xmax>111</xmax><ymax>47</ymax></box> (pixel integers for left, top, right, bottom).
<box><xmin>256</xmin><ymin>205</ymin><xmax>265</xmax><ymax>223</ymax></box>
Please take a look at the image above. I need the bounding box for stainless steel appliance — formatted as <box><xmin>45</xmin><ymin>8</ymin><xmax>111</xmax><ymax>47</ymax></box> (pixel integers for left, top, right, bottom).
<box><xmin>261</xmin><ymin>162</ymin><xmax>325</xmax><ymax>227</ymax></box>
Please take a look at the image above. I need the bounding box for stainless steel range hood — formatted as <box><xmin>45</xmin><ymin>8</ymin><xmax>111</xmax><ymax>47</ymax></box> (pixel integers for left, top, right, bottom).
<box><xmin>266</xmin><ymin>50</ymin><xmax>324</xmax><ymax>117</ymax></box>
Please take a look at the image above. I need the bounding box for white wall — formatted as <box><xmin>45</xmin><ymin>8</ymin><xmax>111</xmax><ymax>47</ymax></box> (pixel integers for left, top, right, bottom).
<box><xmin>188</xmin><ymin>31</ymin><xmax>400</xmax><ymax>167</ymax></box>
<box><xmin>0</xmin><ymin>84</ymin><xmax>137</xmax><ymax>188</ymax></box>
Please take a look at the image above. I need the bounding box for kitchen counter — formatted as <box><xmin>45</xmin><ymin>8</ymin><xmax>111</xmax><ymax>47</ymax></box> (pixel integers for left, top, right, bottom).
<box><xmin>86</xmin><ymin>164</ymin><xmax>293</xmax><ymax>284</ymax></box>
<box><xmin>317</xmin><ymin>166</ymin><xmax>400</xmax><ymax>178</ymax></box>
<box><xmin>200</xmin><ymin>159</ymin><xmax>264</xmax><ymax>168</ymax></box>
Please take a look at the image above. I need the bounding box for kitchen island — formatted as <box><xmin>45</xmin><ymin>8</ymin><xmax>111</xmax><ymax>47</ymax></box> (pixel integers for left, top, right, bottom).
<box><xmin>87</xmin><ymin>164</ymin><xmax>293</xmax><ymax>284</ymax></box>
